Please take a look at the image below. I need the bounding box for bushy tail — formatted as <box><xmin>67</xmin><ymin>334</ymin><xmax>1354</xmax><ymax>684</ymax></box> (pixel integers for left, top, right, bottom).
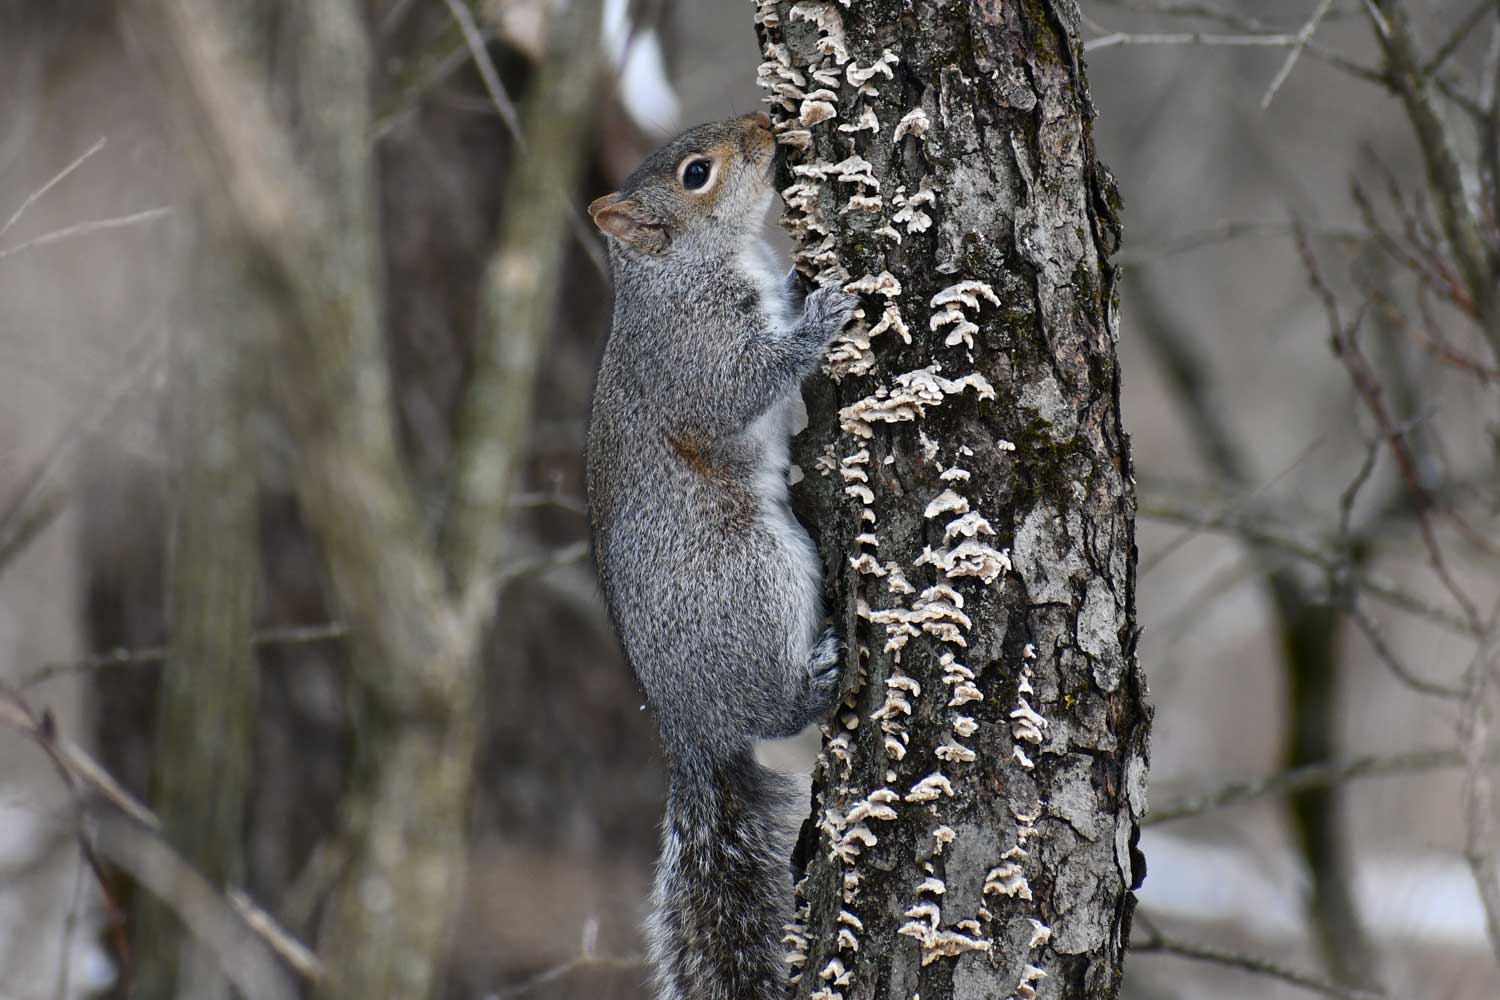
<box><xmin>647</xmin><ymin>748</ymin><xmax>795</xmax><ymax>1000</ymax></box>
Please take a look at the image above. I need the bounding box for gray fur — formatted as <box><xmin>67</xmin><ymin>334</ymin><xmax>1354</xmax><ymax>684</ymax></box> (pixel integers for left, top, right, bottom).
<box><xmin>586</xmin><ymin>114</ymin><xmax>856</xmax><ymax>1000</ymax></box>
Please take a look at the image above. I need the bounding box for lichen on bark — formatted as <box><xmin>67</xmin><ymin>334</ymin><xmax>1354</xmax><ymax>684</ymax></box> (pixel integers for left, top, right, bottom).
<box><xmin>755</xmin><ymin>1</ymin><xmax>1150</xmax><ymax>997</ymax></box>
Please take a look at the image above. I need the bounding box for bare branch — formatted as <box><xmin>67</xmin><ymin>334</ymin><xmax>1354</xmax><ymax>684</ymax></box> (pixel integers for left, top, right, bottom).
<box><xmin>441</xmin><ymin>0</ymin><xmax>605</xmax><ymax>618</ymax></box>
<box><xmin>1092</xmin><ymin>0</ymin><xmax>1270</xmax><ymax>31</ymax></box>
<box><xmin>149</xmin><ymin>0</ymin><xmax>470</xmax><ymax>716</ymax></box>
<box><xmin>1134</xmin><ymin>919</ymin><xmax>1386</xmax><ymax>1000</ymax></box>
<box><xmin>19</xmin><ymin>622</ymin><xmax>349</xmax><ymax>689</ymax></box>
<box><xmin>496</xmin><ymin>539</ymin><xmax>592</xmax><ymax>587</ymax></box>
<box><xmin>1366</xmin><ymin>0</ymin><xmax>1500</xmax><ymax>361</ymax></box>
<box><xmin>0</xmin><ymin>482</ymin><xmax>67</xmax><ymax>576</ymax></box>
<box><xmin>0</xmin><ymin>685</ymin><xmax>158</xmax><ymax>828</ymax></box>
<box><xmin>1421</xmin><ymin>0</ymin><xmax>1497</xmax><ymax>76</ymax></box>
<box><xmin>1086</xmin><ymin>30</ymin><xmax>1323</xmax><ymax>52</ymax></box>
<box><xmin>0</xmin><ymin>137</ymin><xmax>107</xmax><ymax>240</ymax></box>
<box><xmin>0</xmin><ymin>206</ymin><xmax>171</xmax><ymax>260</ymax></box>
<box><xmin>0</xmin><ymin>329</ymin><xmax>163</xmax><ymax>578</ymax></box>
<box><xmin>0</xmin><ymin>683</ymin><xmax>323</xmax><ymax>983</ymax></box>
<box><xmin>93</xmin><ymin>813</ymin><xmax>303</xmax><ymax>1000</ymax></box>
<box><xmin>1147</xmin><ymin>748</ymin><xmax>1464</xmax><ymax>825</ymax></box>
<box><xmin>1460</xmin><ymin>603</ymin><xmax>1500</xmax><ymax>969</ymax></box>
<box><xmin>1118</xmin><ymin>220</ymin><xmax>1368</xmax><ymax>266</ymax></box>
<box><xmin>1092</xmin><ymin>0</ymin><xmax>1363</xmax><ymax>32</ymax></box>
<box><xmin>491</xmin><ymin>954</ymin><xmax>646</xmax><ymax>1000</ymax></box>
<box><xmin>440</xmin><ymin>0</ymin><xmax>608</xmax><ymax>282</ymax></box>
<box><xmin>508</xmin><ymin>488</ymin><xmax>589</xmax><ymax>517</ymax></box>
<box><xmin>52</xmin><ymin>850</ymin><xmax>88</xmax><ymax>1000</ymax></box>
<box><xmin>439</xmin><ymin>0</ymin><xmax>523</xmax><ymax>139</ymax></box>
<box><xmin>1346</xmin><ymin>598</ymin><xmax>1466</xmax><ymax>699</ymax></box>
<box><xmin>490</xmin><ymin>920</ymin><xmax>645</xmax><ymax>1000</ymax></box>
<box><xmin>1296</xmin><ymin>228</ymin><xmax>1482</xmax><ymax>631</ymax></box>
<box><xmin>228</xmin><ymin>889</ymin><xmax>324</xmax><ymax>982</ymax></box>
<box><xmin>1139</xmin><ymin>495</ymin><xmax>1481</xmax><ymax>636</ymax></box>
<box><xmin>1083</xmin><ymin>24</ymin><xmax>1386</xmax><ymax>86</ymax></box>
<box><xmin>1261</xmin><ymin>0</ymin><xmax>1337</xmax><ymax>109</ymax></box>
<box><xmin>20</xmin><ymin>530</ymin><xmax>584</xmax><ymax>691</ymax></box>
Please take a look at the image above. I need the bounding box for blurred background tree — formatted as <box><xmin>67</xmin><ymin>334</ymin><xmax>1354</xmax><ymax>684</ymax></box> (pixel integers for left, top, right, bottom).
<box><xmin>0</xmin><ymin>1</ymin><xmax>1496</xmax><ymax>999</ymax></box>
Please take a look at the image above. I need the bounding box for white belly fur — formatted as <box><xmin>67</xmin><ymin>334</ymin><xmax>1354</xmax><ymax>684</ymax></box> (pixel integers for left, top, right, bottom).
<box><xmin>746</xmin><ymin>396</ymin><xmax>823</xmax><ymax>665</ymax></box>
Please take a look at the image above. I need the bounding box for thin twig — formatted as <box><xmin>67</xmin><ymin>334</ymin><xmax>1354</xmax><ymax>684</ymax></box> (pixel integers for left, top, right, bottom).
<box><xmin>1367</xmin><ymin>0</ymin><xmax>1500</xmax><ymax>361</ymax></box>
<box><xmin>1412</xmin><ymin>282</ymin><xmax>1500</xmax><ymax>381</ymax></box>
<box><xmin>0</xmin><ymin>682</ymin><xmax>323</xmax><ymax>982</ymax></box>
<box><xmin>1093</xmin><ymin>0</ymin><xmax>1363</xmax><ymax>31</ymax></box>
<box><xmin>227</xmin><ymin>889</ymin><xmax>323</xmax><ymax>981</ymax></box>
<box><xmin>1483</xmin><ymin>18</ymin><xmax>1500</xmax><ymax>241</ymax></box>
<box><xmin>1460</xmin><ymin>601</ymin><xmax>1500</xmax><ymax>969</ymax></box>
<box><xmin>1087</xmin><ymin>29</ymin><xmax>1320</xmax><ymax>51</ymax></box>
<box><xmin>1261</xmin><ymin>0</ymin><xmax>1337</xmax><ymax>109</ymax></box>
<box><xmin>1335</xmin><ymin>434</ymin><xmax>1380</xmax><ymax>546</ymax></box>
<box><xmin>1422</xmin><ymin>0</ymin><xmax>1496</xmax><ymax>76</ymax></box>
<box><xmin>0</xmin><ymin>137</ymin><xmax>107</xmax><ymax>240</ymax></box>
<box><xmin>1147</xmin><ymin>748</ymin><xmax>1464</xmax><ymax>825</ymax></box>
<box><xmin>440</xmin><ymin>0</ymin><xmax>609</xmax><ymax>281</ymax></box>
<box><xmin>490</xmin><ymin>952</ymin><xmax>645</xmax><ymax>1000</ymax></box>
<box><xmin>1117</xmin><ymin>220</ymin><xmax>1368</xmax><ymax>265</ymax></box>
<box><xmin>1296</xmin><ymin>228</ymin><xmax>1482</xmax><ymax>632</ymax></box>
<box><xmin>0</xmin><ymin>686</ymin><xmax>159</xmax><ymax>829</ymax></box>
<box><xmin>0</xmin><ymin>323</ymin><xmax>164</xmax><ymax>588</ymax></box>
<box><xmin>1346</xmin><ymin>597</ymin><xmax>1465</xmax><ymax>699</ymax></box>
<box><xmin>442</xmin><ymin>0</ymin><xmax>605</xmax><ymax>627</ymax></box>
<box><xmin>53</xmin><ymin>846</ymin><xmax>87</xmax><ymax>1000</ymax></box>
<box><xmin>94</xmin><ymin>813</ymin><xmax>304</xmax><ymax>999</ymax></box>
<box><xmin>1083</xmin><ymin>24</ymin><xmax>1384</xmax><ymax>85</ymax></box>
<box><xmin>20</xmin><ymin>622</ymin><xmax>349</xmax><ymax>689</ymax></box>
<box><xmin>0</xmin><ymin>206</ymin><xmax>172</xmax><ymax>260</ymax></box>
<box><xmin>1140</xmin><ymin>435</ymin><xmax>1327</xmax><ymax>577</ymax></box>
<box><xmin>1134</xmin><ymin>920</ymin><xmax>1385</xmax><ymax>1000</ymax></box>
<box><xmin>496</xmin><ymin>539</ymin><xmax>592</xmax><ymax>587</ymax></box>
<box><xmin>509</xmin><ymin>489</ymin><xmax>589</xmax><ymax>517</ymax></box>
<box><xmin>1093</xmin><ymin>0</ymin><xmax>1270</xmax><ymax>31</ymax></box>
<box><xmin>1139</xmin><ymin>496</ymin><xmax>1480</xmax><ymax>636</ymax></box>
<box><xmin>0</xmin><ymin>328</ymin><xmax>163</xmax><ymax>577</ymax></box>
<box><xmin>1351</xmin><ymin>179</ymin><xmax>1474</xmax><ymax>316</ymax></box>
<box><xmin>277</xmin><ymin>840</ymin><xmax>349</xmax><ymax>934</ymax></box>
<box><xmin>0</xmin><ymin>483</ymin><xmax>67</xmax><ymax>577</ymax></box>
<box><xmin>370</xmin><ymin>39</ymin><xmax>475</xmax><ymax>141</ymax></box>
<box><xmin>440</xmin><ymin>0</ymin><xmax>524</xmax><ymax>140</ymax></box>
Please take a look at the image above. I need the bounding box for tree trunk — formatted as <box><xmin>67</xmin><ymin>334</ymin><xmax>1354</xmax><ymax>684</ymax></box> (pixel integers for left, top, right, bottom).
<box><xmin>137</xmin><ymin>1</ymin><xmax>606</xmax><ymax>995</ymax></box>
<box><xmin>130</xmin><ymin>206</ymin><xmax>264</xmax><ymax>1000</ymax></box>
<box><xmin>758</xmin><ymin>2</ymin><xmax>1150</xmax><ymax>997</ymax></box>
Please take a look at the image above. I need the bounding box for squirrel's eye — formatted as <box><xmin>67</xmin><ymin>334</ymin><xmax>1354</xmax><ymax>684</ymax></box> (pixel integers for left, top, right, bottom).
<box><xmin>682</xmin><ymin>158</ymin><xmax>712</xmax><ymax>191</ymax></box>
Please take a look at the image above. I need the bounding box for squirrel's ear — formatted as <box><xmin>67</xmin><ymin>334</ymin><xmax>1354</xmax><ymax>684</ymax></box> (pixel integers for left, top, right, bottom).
<box><xmin>588</xmin><ymin>194</ymin><xmax>669</xmax><ymax>255</ymax></box>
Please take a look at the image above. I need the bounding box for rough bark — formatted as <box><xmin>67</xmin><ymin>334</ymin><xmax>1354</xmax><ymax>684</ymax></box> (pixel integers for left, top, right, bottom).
<box><xmin>755</xmin><ymin>2</ymin><xmax>1149</xmax><ymax>997</ymax></box>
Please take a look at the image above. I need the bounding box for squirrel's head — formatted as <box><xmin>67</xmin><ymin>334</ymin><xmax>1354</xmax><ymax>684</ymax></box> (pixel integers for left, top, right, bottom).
<box><xmin>588</xmin><ymin>113</ymin><xmax>777</xmax><ymax>260</ymax></box>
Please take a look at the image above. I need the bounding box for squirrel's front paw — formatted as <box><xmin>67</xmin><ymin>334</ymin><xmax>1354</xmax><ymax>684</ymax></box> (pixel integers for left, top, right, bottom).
<box><xmin>800</xmin><ymin>285</ymin><xmax>859</xmax><ymax>343</ymax></box>
<box><xmin>805</xmin><ymin>627</ymin><xmax>846</xmax><ymax>716</ymax></box>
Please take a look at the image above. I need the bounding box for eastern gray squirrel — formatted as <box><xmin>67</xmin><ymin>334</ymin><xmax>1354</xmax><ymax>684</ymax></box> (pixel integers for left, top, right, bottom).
<box><xmin>585</xmin><ymin>113</ymin><xmax>857</xmax><ymax>1000</ymax></box>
